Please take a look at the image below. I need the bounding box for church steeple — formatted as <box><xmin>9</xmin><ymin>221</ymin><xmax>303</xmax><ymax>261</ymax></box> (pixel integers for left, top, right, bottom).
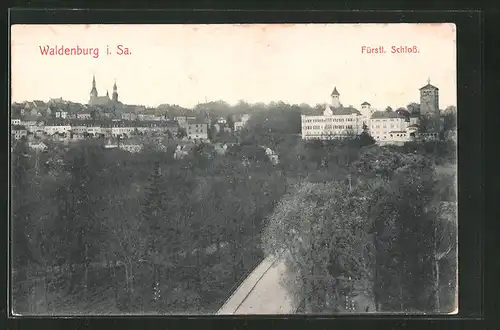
<box><xmin>90</xmin><ymin>74</ymin><xmax>98</xmax><ymax>102</ymax></box>
<box><xmin>112</xmin><ymin>79</ymin><xmax>119</xmax><ymax>102</ymax></box>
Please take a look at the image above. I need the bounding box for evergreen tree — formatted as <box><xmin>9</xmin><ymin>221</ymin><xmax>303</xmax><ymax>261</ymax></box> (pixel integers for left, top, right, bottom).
<box><xmin>142</xmin><ymin>162</ymin><xmax>167</xmax><ymax>259</ymax></box>
<box><xmin>357</xmin><ymin>131</ymin><xmax>376</xmax><ymax>148</ymax></box>
<box><xmin>140</xmin><ymin>161</ymin><xmax>172</xmax><ymax>309</ymax></box>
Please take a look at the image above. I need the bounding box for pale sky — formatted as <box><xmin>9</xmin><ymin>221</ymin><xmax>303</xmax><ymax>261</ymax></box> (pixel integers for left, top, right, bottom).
<box><xmin>11</xmin><ymin>23</ymin><xmax>456</xmax><ymax>110</ymax></box>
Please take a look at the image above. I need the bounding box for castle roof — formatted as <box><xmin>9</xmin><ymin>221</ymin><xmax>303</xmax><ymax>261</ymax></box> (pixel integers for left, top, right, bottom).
<box><xmin>330</xmin><ymin>87</ymin><xmax>340</xmax><ymax>96</ymax></box>
<box><xmin>361</xmin><ymin>101</ymin><xmax>371</xmax><ymax>106</ymax></box>
<box><xmin>328</xmin><ymin>106</ymin><xmax>361</xmax><ymax>116</ymax></box>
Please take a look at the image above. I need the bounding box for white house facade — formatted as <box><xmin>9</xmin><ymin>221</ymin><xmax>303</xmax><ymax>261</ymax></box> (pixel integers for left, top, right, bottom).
<box><xmin>301</xmin><ymin>85</ymin><xmax>425</xmax><ymax>145</ymax></box>
<box><xmin>301</xmin><ymin>88</ymin><xmax>364</xmax><ymax>140</ymax></box>
<box><xmin>43</xmin><ymin>125</ymin><xmax>72</xmax><ymax>135</ymax></box>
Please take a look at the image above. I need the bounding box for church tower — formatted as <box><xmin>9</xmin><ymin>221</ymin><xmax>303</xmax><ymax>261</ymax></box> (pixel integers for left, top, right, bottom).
<box><xmin>89</xmin><ymin>74</ymin><xmax>98</xmax><ymax>103</ymax></box>
<box><xmin>419</xmin><ymin>78</ymin><xmax>439</xmax><ymax>116</ymax></box>
<box><xmin>330</xmin><ymin>87</ymin><xmax>341</xmax><ymax>108</ymax></box>
<box><xmin>112</xmin><ymin>80</ymin><xmax>119</xmax><ymax>102</ymax></box>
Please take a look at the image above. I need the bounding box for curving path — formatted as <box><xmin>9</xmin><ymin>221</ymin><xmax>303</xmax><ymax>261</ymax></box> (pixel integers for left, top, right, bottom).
<box><xmin>216</xmin><ymin>254</ymin><xmax>296</xmax><ymax>315</ymax></box>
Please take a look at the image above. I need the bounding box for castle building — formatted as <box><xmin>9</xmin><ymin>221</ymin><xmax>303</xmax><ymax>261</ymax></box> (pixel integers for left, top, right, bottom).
<box><xmin>88</xmin><ymin>75</ymin><xmax>120</xmax><ymax>106</ymax></box>
<box><xmin>301</xmin><ymin>87</ymin><xmax>364</xmax><ymax>140</ymax></box>
<box><xmin>300</xmin><ymin>82</ymin><xmax>436</xmax><ymax>144</ymax></box>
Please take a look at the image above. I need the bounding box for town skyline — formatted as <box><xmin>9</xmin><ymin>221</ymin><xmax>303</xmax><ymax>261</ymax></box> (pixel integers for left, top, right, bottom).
<box><xmin>11</xmin><ymin>24</ymin><xmax>456</xmax><ymax>110</ymax></box>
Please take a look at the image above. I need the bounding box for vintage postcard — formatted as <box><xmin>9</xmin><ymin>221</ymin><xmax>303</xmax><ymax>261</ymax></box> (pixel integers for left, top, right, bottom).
<box><xmin>10</xmin><ymin>23</ymin><xmax>457</xmax><ymax>315</ymax></box>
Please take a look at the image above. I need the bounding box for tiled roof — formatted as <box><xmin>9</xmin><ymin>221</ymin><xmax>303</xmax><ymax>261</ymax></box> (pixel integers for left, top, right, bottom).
<box><xmin>395</xmin><ymin>109</ymin><xmax>411</xmax><ymax>116</ymax></box>
<box><xmin>33</xmin><ymin>101</ymin><xmax>46</xmax><ymax>107</ymax></box>
<box><xmin>371</xmin><ymin>111</ymin><xmax>406</xmax><ymax>119</ymax></box>
<box><xmin>419</xmin><ymin>83</ymin><xmax>439</xmax><ymax>90</ymax></box>
<box><xmin>328</xmin><ymin>106</ymin><xmax>361</xmax><ymax>115</ymax></box>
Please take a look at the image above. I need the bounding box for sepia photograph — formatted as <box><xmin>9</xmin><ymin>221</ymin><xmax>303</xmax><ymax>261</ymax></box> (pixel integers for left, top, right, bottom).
<box><xmin>10</xmin><ymin>23</ymin><xmax>457</xmax><ymax>315</ymax></box>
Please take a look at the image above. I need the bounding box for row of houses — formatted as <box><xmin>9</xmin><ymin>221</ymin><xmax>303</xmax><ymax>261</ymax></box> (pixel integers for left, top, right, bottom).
<box><xmin>15</xmin><ymin>108</ymin><xmax>173</xmax><ymax>122</ymax></box>
<box><xmin>11</xmin><ymin>116</ymin><xmax>211</xmax><ymax>141</ymax></box>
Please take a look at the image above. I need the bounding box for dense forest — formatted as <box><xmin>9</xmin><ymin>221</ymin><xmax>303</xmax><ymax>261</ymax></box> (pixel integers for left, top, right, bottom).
<box><xmin>262</xmin><ymin>139</ymin><xmax>457</xmax><ymax>313</ymax></box>
<box><xmin>11</xmin><ymin>101</ymin><xmax>457</xmax><ymax>314</ymax></box>
<box><xmin>11</xmin><ymin>138</ymin><xmax>286</xmax><ymax>314</ymax></box>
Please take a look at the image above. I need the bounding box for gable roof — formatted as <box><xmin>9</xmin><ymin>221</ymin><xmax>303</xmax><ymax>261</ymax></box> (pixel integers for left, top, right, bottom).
<box><xmin>371</xmin><ymin>111</ymin><xmax>407</xmax><ymax>119</ymax></box>
<box><xmin>328</xmin><ymin>106</ymin><xmax>361</xmax><ymax>115</ymax></box>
